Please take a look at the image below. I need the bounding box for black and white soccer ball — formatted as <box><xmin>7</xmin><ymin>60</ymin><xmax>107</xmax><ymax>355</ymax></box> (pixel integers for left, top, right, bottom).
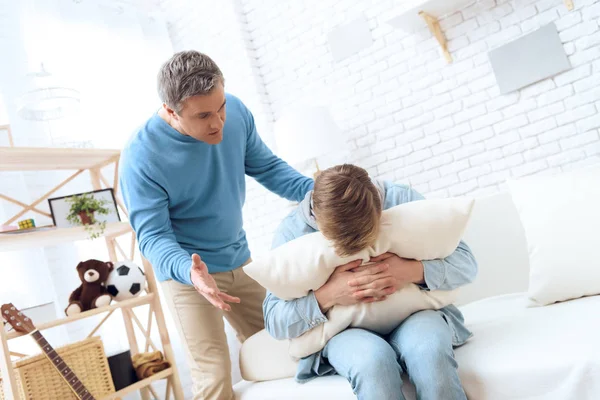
<box><xmin>106</xmin><ymin>260</ymin><xmax>146</xmax><ymax>302</ymax></box>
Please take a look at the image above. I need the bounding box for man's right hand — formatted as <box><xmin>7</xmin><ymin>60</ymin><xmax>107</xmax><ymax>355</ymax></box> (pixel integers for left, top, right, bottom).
<box><xmin>190</xmin><ymin>253</ymin><xmax>240</xmax><ymax>311</ymax></box>
<box><xmin>314</xmin><ymin>260</ymin><xmax>396</xmax><ymax>313</ymax></box>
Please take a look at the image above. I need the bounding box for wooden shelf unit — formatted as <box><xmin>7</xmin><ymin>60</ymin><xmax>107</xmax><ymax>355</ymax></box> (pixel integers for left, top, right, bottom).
<box><xmin>0</xmin><ymin>146</ymin><xmax>184</xmax><ymax>400</ymax></box>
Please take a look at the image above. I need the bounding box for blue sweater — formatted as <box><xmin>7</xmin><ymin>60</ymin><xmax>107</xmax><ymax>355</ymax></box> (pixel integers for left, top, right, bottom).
<box><xmin>119</xmin><ymin>94</ymin><xmax>313</xmax><ymax>285</ymax></box>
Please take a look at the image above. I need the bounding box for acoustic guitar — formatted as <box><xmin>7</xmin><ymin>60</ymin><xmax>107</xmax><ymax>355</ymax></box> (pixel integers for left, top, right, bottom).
<box><xmin>1</xmin><ymin>303</ymin><xmax>96</xmax><ymax>400</ymax></box>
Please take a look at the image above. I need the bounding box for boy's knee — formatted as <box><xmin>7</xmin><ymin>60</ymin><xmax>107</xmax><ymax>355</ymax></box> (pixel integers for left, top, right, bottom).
<box><xmin>402</xmin><ymin>335</ymin><xmax>454</xmax><ymax>375</ymax></box>
<box><xmin>410</xmin><ymin>331</ymin><xmax>451</xmax><ymax>356</ymax></box>
<box><xmin>393</xmin><ymin>311</ymin><xmax>453</xmax><ymax>358</ymax></box>
<box><xmin>352</xmin><ymin>342</ymin><xmax>398</xmax><ymax>378</ymax></box>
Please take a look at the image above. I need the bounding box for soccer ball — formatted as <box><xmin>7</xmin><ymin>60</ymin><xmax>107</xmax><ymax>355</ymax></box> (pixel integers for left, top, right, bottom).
<box><xmin>106</xmin><ymin>260</ymin><xmax>146</xmax><ymax>302</ymax></box>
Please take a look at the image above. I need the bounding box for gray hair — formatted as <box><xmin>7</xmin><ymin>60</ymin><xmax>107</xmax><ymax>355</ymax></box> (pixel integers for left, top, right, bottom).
<box><xmin>157</xmin><ymin>50</ymin><xmax>224</xmax><ymax>113</ymax></box>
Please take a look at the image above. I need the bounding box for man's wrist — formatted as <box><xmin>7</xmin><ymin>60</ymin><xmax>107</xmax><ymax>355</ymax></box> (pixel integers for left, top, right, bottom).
<box><xmin>188</xmin><ymin>263</ymin><xmax>196</xmax><ymax>285</ymax></box>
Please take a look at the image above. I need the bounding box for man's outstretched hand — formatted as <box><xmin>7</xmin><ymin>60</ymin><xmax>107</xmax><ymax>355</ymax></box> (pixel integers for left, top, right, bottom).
<box><xmin>190</xmin><ymin>254</ymin><xmax>240</xmax><ymax>311</ymax></box>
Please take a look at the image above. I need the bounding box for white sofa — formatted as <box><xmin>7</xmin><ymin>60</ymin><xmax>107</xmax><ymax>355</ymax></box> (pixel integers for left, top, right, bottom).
<box><xmin>233</xmin><ymin>191</ymin><xmax>600</xmax><ymax>400</ymax></box>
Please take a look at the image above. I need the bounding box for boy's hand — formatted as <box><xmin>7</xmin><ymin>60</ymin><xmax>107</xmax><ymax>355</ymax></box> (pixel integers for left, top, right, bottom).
<box><xmin>353</xmin><ymin>253</ymin><xmax>425</xmax><ymax>290</ymax></box>
<box><xmin>315</xmin><ymin>260</ymin><xmax>395</xmax><ymax>313</ymax></box>
<box><xmin>190</xmin><ymin>253</ymin><xmax>241</xmax><ymax>311</ymax></box>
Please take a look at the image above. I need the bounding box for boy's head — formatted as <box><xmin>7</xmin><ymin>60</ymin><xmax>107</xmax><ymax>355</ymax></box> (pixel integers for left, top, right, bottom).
<box><xmin>313</xmin><ymin>164</ymin><xmax>382</xmax><ymax>256</ymax></box>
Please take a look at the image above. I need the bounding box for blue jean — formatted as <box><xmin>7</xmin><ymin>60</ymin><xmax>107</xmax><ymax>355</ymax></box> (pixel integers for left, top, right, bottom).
<box><xmin>322</xmin><ymin>310</ymin><xmax>466</xmax><ymax>400</ymax></box>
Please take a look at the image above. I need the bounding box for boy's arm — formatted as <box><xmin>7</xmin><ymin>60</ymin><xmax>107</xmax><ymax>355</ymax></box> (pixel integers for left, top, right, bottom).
<box><xmin>262</xmin><ymin>224</ymin><xmax>327</xmax><ymax>340</ymax></box>
<box><xmin>387</xmin><ymin>184</ymin><xmax>478</xmax><ymax>291</ymax></box>
<box><xmin>421</xmin><ymin>240</ymin><xmax>478</xmax><ymax>291</ymax></box>
<box><xmin>243</xmin><ymin>104</ymin><xmax>314</xmax><ymax>202</ymax></box>
<box><xmin>263</xmin><ymin>290</ymin><xmax>327</xmax><ymax>340</ymax></box>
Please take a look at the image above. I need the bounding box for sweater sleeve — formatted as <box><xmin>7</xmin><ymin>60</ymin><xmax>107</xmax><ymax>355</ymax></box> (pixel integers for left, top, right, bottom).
<box><xmin>119</xmin><ymin>153</ymin><xmax>192</xmax><ymax>285</ymax></box>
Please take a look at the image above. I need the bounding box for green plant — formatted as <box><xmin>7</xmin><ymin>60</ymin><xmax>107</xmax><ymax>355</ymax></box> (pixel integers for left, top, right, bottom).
<box><xmin>65</xmin><ymin>192</ymin><xmax>110</xmax><ymax>239</ymax></box>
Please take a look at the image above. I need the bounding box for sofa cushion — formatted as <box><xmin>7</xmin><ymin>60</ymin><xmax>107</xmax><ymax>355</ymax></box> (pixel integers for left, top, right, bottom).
<box><xmin>507</xmin><ymin>164</ymin><xmax>600</xmax><ymax>306</ymax></box>
<box><xmin>236</xmin><ymin>293</ymin><xmax>600</xmax><ymax>400</ymax></box>
<box><xmin>234</xmin><ymin>376</ymin><xmax>357</xmax><ymax>400</ymax></box>
<box><xmin>458</xmin><ymin>293</ymin><xmax>600</xmax><ymax>399</ymax></box>
<box><xmin>234</xmin><ymin>375</ymin><xmax>417</xmax><ymax>400</ymax></box>
<box><xmin>239</xmin><ymin>329</ymin><xmax>297</xmax><ymax>382</ymax></box>
<box><xmin>456</xmin><ymin>192</ymin><xmax>530</xmax><ymax>306</ymax></box>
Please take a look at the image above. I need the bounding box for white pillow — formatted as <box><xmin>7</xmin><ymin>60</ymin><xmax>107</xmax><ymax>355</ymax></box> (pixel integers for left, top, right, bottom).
<box><xmin>288</xmin><ymin>283</ymin><xmax>457</xmax><ymax>358</ymax></box>
<box><xmin>239</xmin><ymin>330</ymin><xmax>298</xmax><ymax>382</ymax></box>
<box><xmin>244</xmin><ymin>197</ymin><xmax>475</xmax><ymax>300</ymax></box>
<box><xmin>507</xmin><ymin>164</ymin><xmax>600</xmax><ymax>306</ymax></box>
<box><xmin>242</xmin><ymin>197</ymin><xmax>474</xmax><ymax>360</ymax></box>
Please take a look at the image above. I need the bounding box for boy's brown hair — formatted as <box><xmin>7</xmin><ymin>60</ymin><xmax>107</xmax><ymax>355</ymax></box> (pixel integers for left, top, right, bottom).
<box><xmin>313</xmin><ymin>164</ymin><xmax>382</xmax><ymax>256</ymax></box>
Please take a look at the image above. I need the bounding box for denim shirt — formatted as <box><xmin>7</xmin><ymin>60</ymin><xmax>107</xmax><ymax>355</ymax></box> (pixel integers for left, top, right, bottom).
<box><xmin>262</xmin><ymin>180</ymin><xmax>478</xmax><ymax>382</ymax></box>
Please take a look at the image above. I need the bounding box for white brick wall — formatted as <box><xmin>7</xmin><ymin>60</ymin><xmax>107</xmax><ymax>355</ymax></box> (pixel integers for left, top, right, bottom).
<box><xmin>162</xmin><ymin>0</ymin><xmax>600</xmax><ymax>260</ymax></box>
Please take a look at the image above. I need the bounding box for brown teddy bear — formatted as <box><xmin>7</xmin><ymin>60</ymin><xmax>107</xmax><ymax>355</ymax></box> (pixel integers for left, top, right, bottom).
<box><xmin>65</xmin><ymin>259</ymin><xmax>114</xmax><ymax>316</ymax></box>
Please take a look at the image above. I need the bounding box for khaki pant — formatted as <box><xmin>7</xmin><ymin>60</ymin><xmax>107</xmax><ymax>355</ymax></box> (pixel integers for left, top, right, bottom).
<box><xmin>161</xmin><ymin>261</ymin><xmax>265</xmax><ymax>400</ymax></box>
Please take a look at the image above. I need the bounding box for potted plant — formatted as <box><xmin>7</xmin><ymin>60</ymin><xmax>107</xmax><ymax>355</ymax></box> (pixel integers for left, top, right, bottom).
<box><xmin>65</xmin><ymin>192</ymin><xmax>110</xmax><ymax>239</ymax></box>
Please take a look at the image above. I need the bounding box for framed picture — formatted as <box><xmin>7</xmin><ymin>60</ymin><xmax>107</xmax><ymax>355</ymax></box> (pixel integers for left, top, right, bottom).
<box><xmin>48</xmin><ymin>188</ymin><xmax>121</xmax><ymax>229</ymax></box>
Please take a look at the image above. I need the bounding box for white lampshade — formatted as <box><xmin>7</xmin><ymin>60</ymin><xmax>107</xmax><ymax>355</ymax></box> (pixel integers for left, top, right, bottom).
<box><xmin>273</xmin><ymin>106</ymin><xmax>346</xmax><ymax>167</ymax></box>
<box><xmin>17</xmin><ymin>63</ymin><xmax>80</xmax><ymax>121</ymax></box>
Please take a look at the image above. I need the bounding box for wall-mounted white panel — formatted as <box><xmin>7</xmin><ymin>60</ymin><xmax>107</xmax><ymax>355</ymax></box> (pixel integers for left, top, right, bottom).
<box><xmin>328</xmin><ymin>15</ymin><xmax>373</xmax><ymax>62</ymax></box>
<box><xmin>489</xmin><ymin>23</ymin><xmax>571</xmax><ymax>94</ymax></box>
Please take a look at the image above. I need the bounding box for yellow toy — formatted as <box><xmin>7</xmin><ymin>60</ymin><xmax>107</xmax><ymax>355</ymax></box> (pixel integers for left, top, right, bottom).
<box><xmin>17</xmin><ymin>218</ymin><xmax>36</xmax><ymax>229</ymax></box>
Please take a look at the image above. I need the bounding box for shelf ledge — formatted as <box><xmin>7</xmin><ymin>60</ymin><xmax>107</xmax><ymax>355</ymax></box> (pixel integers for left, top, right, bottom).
<box><xmin>0</xmin><ymin>221</ymin><xmax>132</xmax><ymax>252</ymax></box>
<box><xmin>387</xmin><ymin>0</ymin><xmax>474</xmax><ymax>32</ymax></box>
<box><xmin>0</xmin><ymin>147</ymin><xmax>120</xmax><ymax>172</ymax></box>
<box><xmin>101</xmin><ymin>368</ymin><xmax>173</xmax><ymax>400</ymax></box>
<box><xmin>7</xmin><ymin>294</ymin><xmax>154</xmax><ymax>340</ymax></box>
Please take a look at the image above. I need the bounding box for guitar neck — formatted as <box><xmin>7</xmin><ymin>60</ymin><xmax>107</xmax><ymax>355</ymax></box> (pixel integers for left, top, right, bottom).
<box><xmin>31</xmin><ymin>331</ymin><xmax>96</xmax><ymax>400</ymax></box>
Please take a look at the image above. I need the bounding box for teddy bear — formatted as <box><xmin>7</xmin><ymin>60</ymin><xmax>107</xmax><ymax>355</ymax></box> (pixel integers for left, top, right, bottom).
<box><xmin>65</xmin><ymin>259</ymin><xmax>114</xmax><ymax>316</ymax></box>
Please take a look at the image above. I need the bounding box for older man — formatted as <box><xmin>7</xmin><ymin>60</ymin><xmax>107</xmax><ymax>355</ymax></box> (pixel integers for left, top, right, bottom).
<box><xmin>119</xmin><ymin>50</ymin><xmax>313</xmax><ymax>400</ymax></box>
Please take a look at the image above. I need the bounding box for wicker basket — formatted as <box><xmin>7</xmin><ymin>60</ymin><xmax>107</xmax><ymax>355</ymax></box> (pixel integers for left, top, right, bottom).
<box><xmin>0</xmin><ymin>336</ymin><xmax>115</xmax><ymax>400</ymax></box>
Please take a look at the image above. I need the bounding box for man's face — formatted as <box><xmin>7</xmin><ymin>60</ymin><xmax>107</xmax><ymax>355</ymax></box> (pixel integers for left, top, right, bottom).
<box><xmin>168</xmin><ymin>83</ymin><xmax>227</xmax><ymax>144</ymax></box>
